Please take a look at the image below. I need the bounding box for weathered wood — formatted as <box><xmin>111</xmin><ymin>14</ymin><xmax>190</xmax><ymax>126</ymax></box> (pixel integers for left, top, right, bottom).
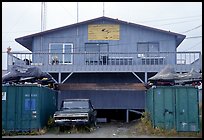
<box><xmin>58</xmin><ymin>83</ymin><xmax>147</xmax><ymax>91</ymax></box>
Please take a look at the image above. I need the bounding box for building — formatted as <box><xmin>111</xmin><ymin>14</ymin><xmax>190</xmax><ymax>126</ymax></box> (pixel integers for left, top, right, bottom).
<box><xmin>9</xmin><ymin>16</ymin><xmax>202</xmax><ymax>122</ymax></box>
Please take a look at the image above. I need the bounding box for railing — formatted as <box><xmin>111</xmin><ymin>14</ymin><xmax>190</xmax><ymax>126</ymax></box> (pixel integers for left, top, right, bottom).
<box><xmin>7</xmin><ymin>51</ymin><xmax>201</xmax><ymax>72</ymax></box>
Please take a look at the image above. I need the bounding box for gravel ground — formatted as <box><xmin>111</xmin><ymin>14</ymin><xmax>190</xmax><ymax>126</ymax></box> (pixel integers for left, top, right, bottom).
<box><xmin>2</xmin><ymin>120</ymin><xmax>200</xmax><ymax>138</ymax></box>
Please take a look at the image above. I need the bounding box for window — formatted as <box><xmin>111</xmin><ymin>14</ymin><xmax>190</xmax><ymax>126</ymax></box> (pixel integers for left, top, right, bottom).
<box><xmin>137</xmin><ymin>42</ymin><xmax>159</xmax><ymax>57</ymax></box>
<box><xmin>85</xmin><ymin>43</ymin><xmax>100</xmax><ymax>53</ymax></box>
<box><xmin>85</xmin><ymin>43</ymin><xmax>108</xmax><ymax>64</ymax></box>
<box><xmin>49</xmin><ymin>43</ymin><xmax>73</xmax><ymax>64</ymax></box>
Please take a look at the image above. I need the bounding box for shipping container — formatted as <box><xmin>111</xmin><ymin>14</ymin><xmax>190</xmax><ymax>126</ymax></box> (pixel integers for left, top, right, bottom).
<box><xmin>2</xmin><ymin>84</ymin><xmax>58</xmax><ymax>132</ymax></box>
<box><xmin>146</xmin><ymin>86</ymin><xmax>200</xmax><ymax>132</ymax></box>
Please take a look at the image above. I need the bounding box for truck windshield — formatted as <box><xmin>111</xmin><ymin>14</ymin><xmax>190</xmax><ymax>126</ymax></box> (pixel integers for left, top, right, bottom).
<box><xmin>63</xmin><ymin>101</ymin><xmax>89</xmax><ymax>109</ymax></box>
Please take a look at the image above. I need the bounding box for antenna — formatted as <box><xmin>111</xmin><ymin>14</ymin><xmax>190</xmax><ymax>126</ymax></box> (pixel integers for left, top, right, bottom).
<box><xmin>77</xmin><ymin>2</ymin><xmax>79</xmax><ymax>23</ymax></box>
<box><xmin>103</xmin><ymin>2</ymin><xmax>105</xmax><ymax>16</ymax></box>
<box><xmin>41</xmin><ymin>2</ymin><xmax>47</xmax><ymax>31</ymax></box>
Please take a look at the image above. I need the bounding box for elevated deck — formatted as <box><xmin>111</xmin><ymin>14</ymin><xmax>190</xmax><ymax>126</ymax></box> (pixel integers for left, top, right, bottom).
<box><xmin>7</xmin><ymin>51</ymin><xmax>201</xmax><ymax>73</ymax></box>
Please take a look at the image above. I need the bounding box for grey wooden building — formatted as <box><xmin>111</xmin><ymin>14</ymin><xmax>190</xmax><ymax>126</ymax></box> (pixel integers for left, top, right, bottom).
<box><xmin>9</xmin><ymin>16</ymin><xmax>201</xmax><ymax>122</ymax></box>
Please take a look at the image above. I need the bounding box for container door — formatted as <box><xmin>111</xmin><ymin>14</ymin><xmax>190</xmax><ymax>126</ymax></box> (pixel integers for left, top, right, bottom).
<box><xmin>2</xmin><ymin>86</ymin><xmax>18</xmax><ymax>131</ymax></box>
<box><xmin>154</xmin><ymin>87</ymin><xmax>175</xmax><ymax>130</ymax></box>
<box><xmin>21</xmin><ymin>86</ymin><xmax>39</xmax><ymax>131</ymax></box>
<box><xmin>176</xmin><ymin>87</ymin><xmax>200</xmax><ymax>132</ymax></box>
<box><xmin>146</xmin><ymin>88</ymin><xmax>154</xmax><ymax>123</ymax></box>
<box><xmin>2</xmin><ymin>86</ymin><xmax>8</xmax><ymax>130</ymax></box>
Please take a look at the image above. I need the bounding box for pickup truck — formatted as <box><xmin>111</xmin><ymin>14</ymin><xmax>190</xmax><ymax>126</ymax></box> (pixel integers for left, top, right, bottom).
<box><xmin>53</xmin><ymin>99</ymin><xmax>97</xmax><ymax>128</ymax></box>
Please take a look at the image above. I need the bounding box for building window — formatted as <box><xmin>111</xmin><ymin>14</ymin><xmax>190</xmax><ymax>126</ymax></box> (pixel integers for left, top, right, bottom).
<box><xmin>137</xmin><ymin>42</ymin><xmax>159</xmax><ymax>57</ymax></box>
<box><xmin>85</xmin><ymin>43</ymin><xmax>109</xmax><ymax>65</ymax></box>
<box><xmin>49</xmin><ymin>43</ymin><xmax>73</xmax><ymax>64</ymax></box>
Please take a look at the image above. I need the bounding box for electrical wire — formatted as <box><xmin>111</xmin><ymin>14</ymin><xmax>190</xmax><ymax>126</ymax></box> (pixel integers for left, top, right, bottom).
<box><xmin>57</xmin><ymin>3</ymin><xmax>76</xmax><ymax>20</ymax></box>
<box><xmin>6</xmin><ymin>2</ymin><xmax>33</xmax><ymax>35</ymax></box>
<box><xmin>3</xmin><ymin>30</ymin><xmax>40</xmax><ymax>34</ymax></box>
<box><xmin>183</xmin><ymin>41</ymin><xmax>202</xmax><ymax>51</ymax></box>
<box><xmin>185</xmin><ymin>36</ymin><xmax>202</xmax><ymax>39</ymax></box>
<box><xmin>138</xmin><ymin>15</ymin><xmax>201</xmax><ymax>23</ymax></box>
<box><xmin>181</xmin><ymin>25</ymin><xmax>202</xmax><ymax>33</ymax></box>
<box><xmin>156</xmin><ymin>18</ymin><xmax>201</xmax><ymax>26</ymax></box>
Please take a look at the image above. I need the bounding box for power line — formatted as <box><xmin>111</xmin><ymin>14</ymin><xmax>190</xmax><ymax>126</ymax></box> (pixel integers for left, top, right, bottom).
<box><xmin>57</xmin><ymin>2</ymin><xmax>75</xmax><ymax>19</ymax></box>
<box><xmin>157</xmin><ymin>18</ymin><xmax>201</xmax><ymax>26</ymax></box>
<box><xmin>181</xmin><ymin>25</ymin><xmax>202</xmax><ymax>33</ymax></box>
<box><xmin>6</xmin><ymin>3</ymin><xmax>33</xmax><ymax>35</ymax></box>
<box><xmin>185</xmin><ymin>36</ymin><xmax>202</xmax><ymax>39</ymax></box>
<box><xmin>138</xmin><ymin>15</ymin><xmax>201</xmax><ymax>23</ymax></box>
<box><xmin>183</xmin><ymin>41</ymin><xmax>202</xmax><ymax>51</ymax></box>
<box><xmin>3</xmin><ymin>30</ymin><xmax>40</xmax><ymax>33</ymax></box>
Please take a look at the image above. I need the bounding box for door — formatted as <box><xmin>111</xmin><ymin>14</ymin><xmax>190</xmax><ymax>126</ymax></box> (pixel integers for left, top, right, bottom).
<box><xmin>154</xmin><ymin>87</ymin><xmax>175</xmax><ymax>130</ymax></box>
<box><xmin>2</xmin><ymin>86</ymin><xmax>17</xmax><ymax>131</ymax></box>
<box><xmin>176</xmin><ymin>87</ymin><xmax>200</xmax><ymax>131</ymax></box>
<box><xmin>21</xmin><ymin>86</ymin><xmax>39</xmax><ymax>131</ymax></box>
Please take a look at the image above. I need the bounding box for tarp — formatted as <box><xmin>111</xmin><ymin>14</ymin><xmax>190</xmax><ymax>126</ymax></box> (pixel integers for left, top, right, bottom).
<box><xmin>175</xmin><ymin>68</ymin><xmax>202</xmax><ymax>84</ymax></box>
<box><xmin>148</xmin><ymin>65</ymin><xmax>177</xmax><ymax>81</ymax></box>
<box><xmin>2</xmin><ymin>65</ymin><xmax>56</xmax><ymax>84</ymax></box>
<box><xmin>148</xmin><ymin>65</ymin><xmax>202</xmax><ymax>85</ymax></box>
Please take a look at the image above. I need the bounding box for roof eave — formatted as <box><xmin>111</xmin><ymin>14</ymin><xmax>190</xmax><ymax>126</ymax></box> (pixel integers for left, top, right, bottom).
<box><xmin>15</xmin><ymin>37</ymin><xmax>33</xmax><ymax>51</ymax></box>
<box><xmin>176</xmin><ymin>35</ymin><xmax>186</xmax><ymax>48</ymax></box>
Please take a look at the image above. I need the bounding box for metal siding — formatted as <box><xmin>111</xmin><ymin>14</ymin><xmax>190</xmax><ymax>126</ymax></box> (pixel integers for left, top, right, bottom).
<box><xmin>58</xmin><ymin>90</ymin><xmax>145</xmax><ymax>109</ymax></box>
<box><xmin>2</xmin><ymin>85</ymin><xmax>57</xmax><ymax>132</ymax></box>
<box><xmin>175</xmin><ymin>87</ymin><xmax>200</xmax><ymax>132</ymax></box>
<box><xmin>31</xmin><ymin>19</ymin><xmax>177</xmax><ymax>72</ymax></box>
<box><xmin>146</xmin><ymin>86</ymin><xmax>200</xmax><ymax>132</ymax></box>
<box><xmin>148</xmin><ymin>86</ymin><xmax>176</xmax><ymax>130</ymax></box>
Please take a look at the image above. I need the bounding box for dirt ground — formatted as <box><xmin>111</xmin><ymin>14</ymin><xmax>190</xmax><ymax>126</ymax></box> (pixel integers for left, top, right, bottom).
<box><xmin>2</xmin><ymin>120</ymin><xmax>200</xmax><ymax>138</ymax></box>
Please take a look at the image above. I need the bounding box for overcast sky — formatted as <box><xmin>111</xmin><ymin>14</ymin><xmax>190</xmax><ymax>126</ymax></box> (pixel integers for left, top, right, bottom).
<box><xmin>2</xmin><ymin>2</ymin><xmax>202</xmax><ymax>70</ymax></box>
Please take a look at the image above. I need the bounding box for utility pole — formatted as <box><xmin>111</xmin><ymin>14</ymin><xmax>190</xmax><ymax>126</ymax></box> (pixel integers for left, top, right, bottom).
<box><xmin>41</xmin><ymin>2</ymin><xmax>47</xmax><ymax>54</ymax></box>
<box><xmin>103</xmin><ymin>2</ymin><xmax>105</xmax><ymax>16</ymax></box>
<box><xmin>77</xmin><ymin>2</ymin><xmax>79</xmax><ymax>23</ymax></box>
<box><xmin>41</xmin><ymin>2</ymin><xmax>47</xmax><ymax>31</ymax></box>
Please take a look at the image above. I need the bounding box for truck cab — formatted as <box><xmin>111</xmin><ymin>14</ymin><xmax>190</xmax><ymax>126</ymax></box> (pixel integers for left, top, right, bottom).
<box><xmin>53</xmin><ymin>99</ymin><xmax>97</xmax><ymax>127</ymax></box>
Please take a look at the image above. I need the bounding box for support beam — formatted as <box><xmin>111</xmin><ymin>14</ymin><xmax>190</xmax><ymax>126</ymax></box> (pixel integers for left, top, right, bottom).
<box><xmin>62</xmin><ymin>72</ymin><xmax>74</xmax><ymax>83</ymax></box>
<box><xmin>126</xmin><ymin>109</ymin><xmax>129</xmax><ymax>123</ymax></box>
<box><xmin>129</xmin><ymin>109</ymin><xmax>143</xmax><ymax>115</ymax></box>
<box><xmin>52</xmin><ymin>77</ymin><xmax>58</xmax><ymax>83</ymax></box>
<box><xmin>58</xmin><ymin>72</ymin><xmax>61</xmax><ymax>83</ymax></box>
<box><xmin>132</xmin><ymin>72</ymin><xmax>144</xmax><ymax>83</ymax></box>
<box><xmin>145</xmin><ymin>72</ymin><xmax>147</xmax><ymax>83</ymax></box>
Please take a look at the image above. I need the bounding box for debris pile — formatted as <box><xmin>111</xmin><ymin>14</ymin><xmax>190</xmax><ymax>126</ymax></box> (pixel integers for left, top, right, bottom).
<box><xmin>2</xmin><ymin>65</ymin><xmax>56</xmax><ymax>88</ymax></box>
<box><xmin>147</xmin><ymin>65</ymin><xmax>202</xmax><ymax>87</ymax></box>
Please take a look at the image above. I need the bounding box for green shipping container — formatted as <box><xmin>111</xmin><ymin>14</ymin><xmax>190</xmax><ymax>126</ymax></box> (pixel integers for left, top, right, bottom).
<box><xmin>2</xmin><ymin>84</ymin><xmax>58</xmax><ymax>132</ymax></box>
<box><xmin>146</xmin><ymin>86</ymin><xmax>200</xmax><ymax>132</ymax></box>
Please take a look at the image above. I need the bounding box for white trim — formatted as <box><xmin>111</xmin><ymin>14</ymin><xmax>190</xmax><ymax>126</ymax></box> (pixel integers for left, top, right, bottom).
<box><xmin>62</xmin><ymin>72</ymin><xmax>74</xmax><ymax>83</ymax></box>
<box><xmin>132</xmin><ymin>72</ymin><xmax>144</xmax><ymax>83</ymax></box>
<box><xmin>49</xmin><ymin>43</ymin><xmax>73</xmax><ymax>65</ymax></box>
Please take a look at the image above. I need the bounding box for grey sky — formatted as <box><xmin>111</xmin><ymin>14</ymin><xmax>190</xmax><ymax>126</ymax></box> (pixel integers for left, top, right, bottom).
<box><xmin>2</xmin><ymin>2</ymin><xmax>202</xmax><ymax>70</ymax></box>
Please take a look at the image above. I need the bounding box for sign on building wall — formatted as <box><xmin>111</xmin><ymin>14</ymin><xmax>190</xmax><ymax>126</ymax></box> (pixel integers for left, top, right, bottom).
<box><xmin>2</xmin><ymin>92</ymin><xmax>6</xmax><ymax>100</ymax></box>
<box><xmin>88</xmin><ymin>24</ymin><xmax>120</xmax><ymax>40</ymax></box>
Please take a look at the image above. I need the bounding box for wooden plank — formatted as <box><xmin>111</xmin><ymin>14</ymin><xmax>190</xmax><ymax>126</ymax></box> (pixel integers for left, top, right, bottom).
<box><xmin>58</xmin><ymin>83</ymin><xmax>147</xmax><ymax>91</ymax></box>
<box><xmin>88</xmin><ymin>24</ymin><xmax>120</xmax><ymax>40</ymax></box>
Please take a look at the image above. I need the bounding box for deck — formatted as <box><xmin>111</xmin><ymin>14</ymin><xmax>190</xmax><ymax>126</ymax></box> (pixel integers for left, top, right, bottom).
<box><xmin>7</xmin><ymin>51</ymin><xmax>201</xmax><ymax>73</ymax></box>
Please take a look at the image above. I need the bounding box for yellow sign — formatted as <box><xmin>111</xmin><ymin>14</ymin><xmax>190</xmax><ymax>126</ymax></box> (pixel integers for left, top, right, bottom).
<box><xmin>88</xmin><ymin>24</ymin><xmax>120</xmax><ymax>40</ymax></box>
